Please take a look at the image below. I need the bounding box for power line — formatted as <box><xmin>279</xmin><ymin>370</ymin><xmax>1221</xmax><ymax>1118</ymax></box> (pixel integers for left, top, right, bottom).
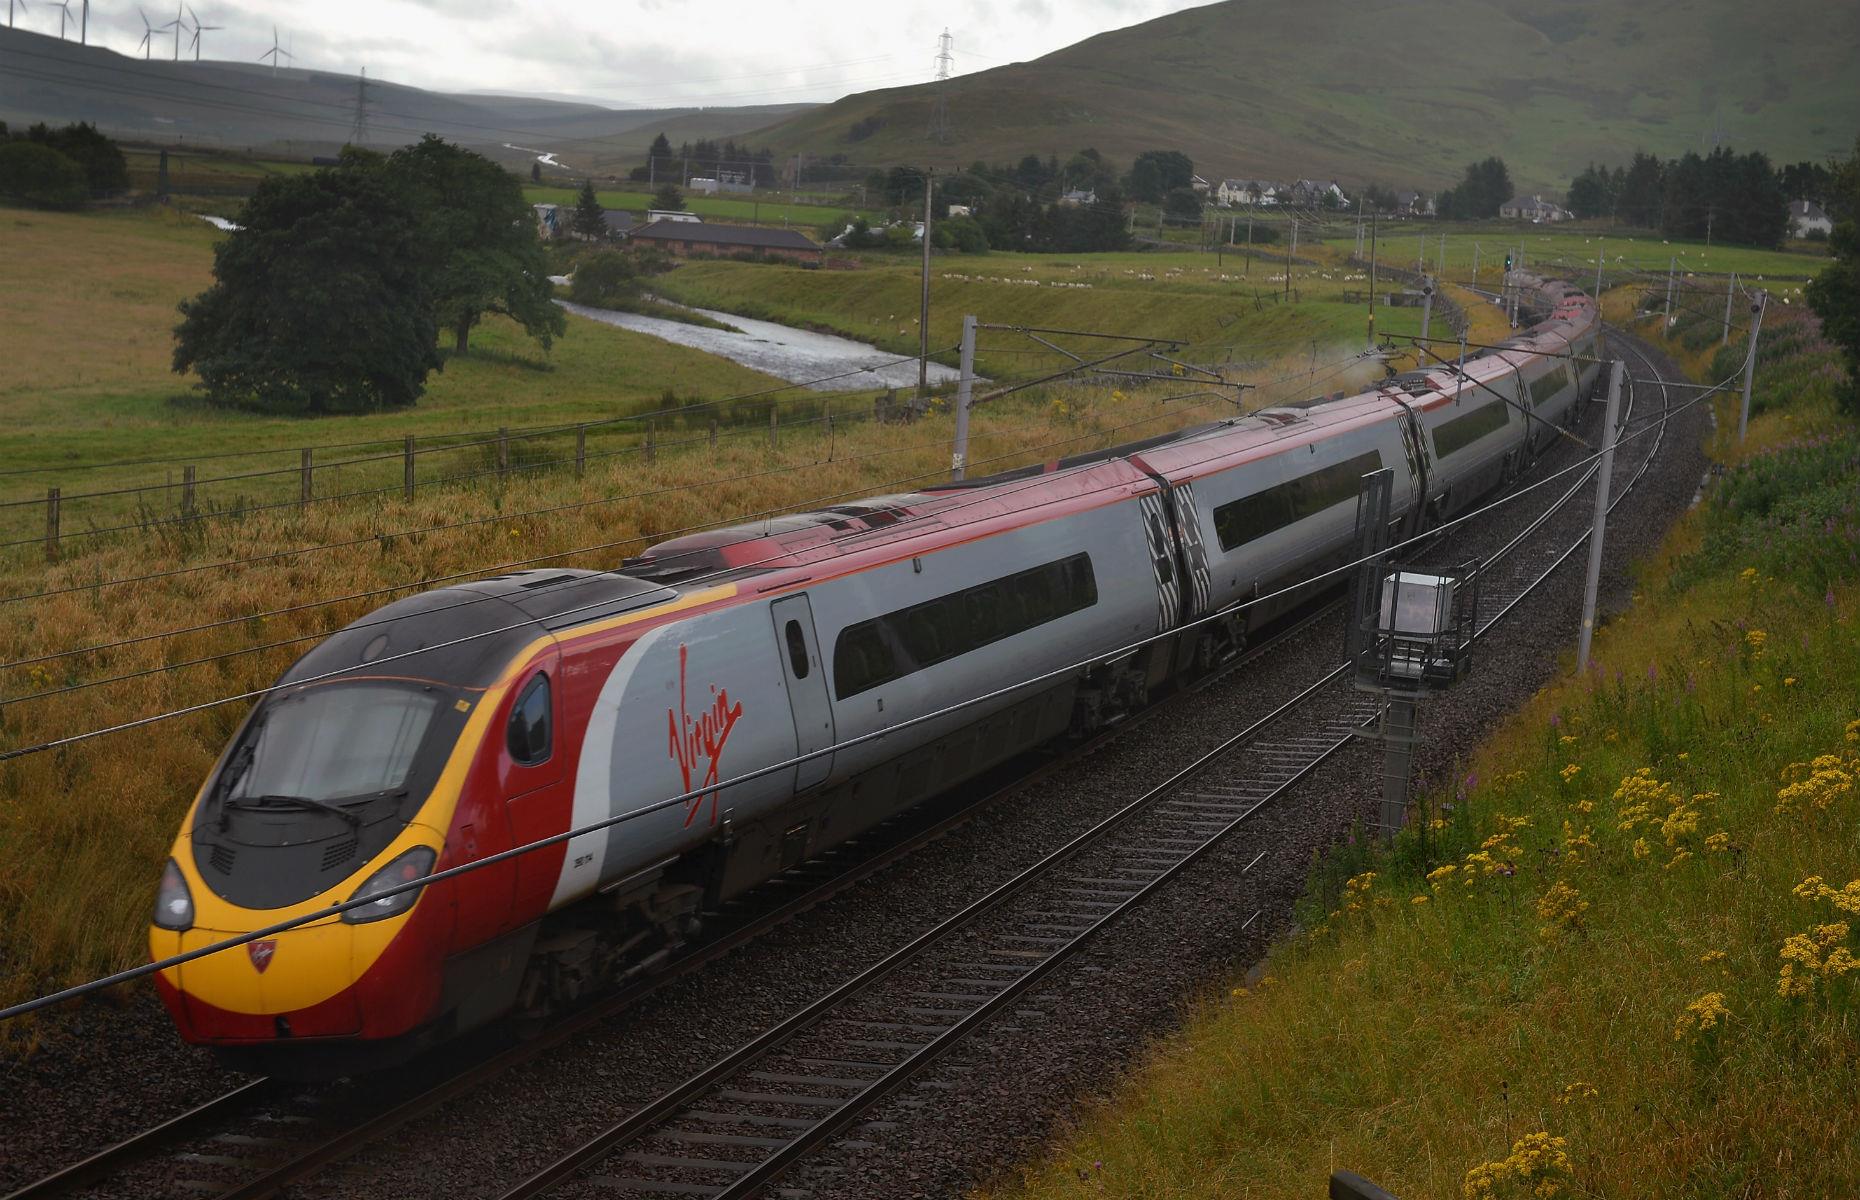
<box><xmin>0</xmin><ymin>394</ymin><xmax>1242</xmax><ymax>744</ymax></box>
<box><xmin>0</xmin><ymin>354</ymin><xmax>1733</xmax><ymax>1023</ymax></box>
<box><xmin>1</xmin><ymin>383</ymin><xmax>1228</xmax><ymax>683</ymax></box>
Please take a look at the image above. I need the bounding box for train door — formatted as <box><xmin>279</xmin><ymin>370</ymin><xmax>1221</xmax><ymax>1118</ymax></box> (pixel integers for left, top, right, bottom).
<box><xmin>1392</xmin><ymin>401</ymin><xmax>1432</xmax><ymax>536</ymax></box>
<box><xmin>770</xmin><ymin>594</ymin><xmax>835</xmax><ymax>792</ymax></box>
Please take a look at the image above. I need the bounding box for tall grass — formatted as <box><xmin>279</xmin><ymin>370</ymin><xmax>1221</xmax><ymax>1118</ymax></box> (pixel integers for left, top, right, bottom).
<box><xmin>983</xmin><ymin>285</ymin><xmax>1860</xmax><ymax>1197</ymax></box>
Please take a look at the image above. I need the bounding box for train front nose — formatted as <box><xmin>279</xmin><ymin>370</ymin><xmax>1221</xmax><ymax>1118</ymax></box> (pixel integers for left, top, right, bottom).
<box><xmin>156</xmin><ymin>918</ymin><xmax>364</xmax><ymax>1040</ymax></box>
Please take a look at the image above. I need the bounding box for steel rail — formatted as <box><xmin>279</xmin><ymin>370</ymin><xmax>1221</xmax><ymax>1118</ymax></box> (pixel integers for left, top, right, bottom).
<box><xmin>494</xmin><ymin>325</ymin><xmax>1682</xmax><ymax>1200</ymax></box>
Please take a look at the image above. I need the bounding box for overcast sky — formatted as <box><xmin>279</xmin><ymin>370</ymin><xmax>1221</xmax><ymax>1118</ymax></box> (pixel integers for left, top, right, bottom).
<box><xmin>41</xmin><ymin>0</ymin><xmax>1210</xmax><ymax>108</ymax></box>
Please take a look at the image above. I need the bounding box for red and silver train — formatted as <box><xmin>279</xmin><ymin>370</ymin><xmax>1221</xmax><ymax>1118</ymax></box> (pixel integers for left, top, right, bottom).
<box><xmin>152</xmin><ymin>273</ymin><xmax>1600</xmax><ymax>1072</ymax></box>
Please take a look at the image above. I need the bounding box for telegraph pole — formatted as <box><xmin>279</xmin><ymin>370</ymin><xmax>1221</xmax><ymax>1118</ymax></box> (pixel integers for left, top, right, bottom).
<box><xmin>1663</xmin><ymin>257</ymin><xmax>1675</xmax><ymax>333</ymax></box>
<box><xmin>1576</xmin><ymin>359</ymin><xmax>1625</xmax><ymax>671</ymax></box>
<box><xmin>1366</xmin><ymin>214</ymin><xmax>1378</xmax><ymax>348</ymax></box>
<box><xmin>1419</xmin><ymin>274</ymin><xmax>1435</xmax><ymax>344</ymax></box>
<box><xmin>1594</xmin><ymin>237</ymin><xmax>1604</xmax><ymax>296</ymax></box>
<box><xmin>952</xmin><ymin>314</ymin><xmax>975</xmax><ymax>480</ymax></box>
<box><xmin>1736</xmin><ymin>290</ymin><xmax>1768</xmax><ymax>442</ymax></box>
<box><xmin>1285</xmin><ymin>217</ymin><xmax>1297</xmax><ymax>302</ymax></box>
<box><xmin>1722</xmin><ymin>273</ymin><xmax>1736</xmax><ymax>345</ymax></box>
<box><xmin>918</xmin><ymin>169</ymin><xmax>934</xmax><ymax>399</ymax></box>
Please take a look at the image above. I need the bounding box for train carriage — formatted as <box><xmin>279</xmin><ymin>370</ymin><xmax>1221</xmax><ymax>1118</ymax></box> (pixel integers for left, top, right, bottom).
<box><xmin>152</xmin><ymin>272</ymin><xmax>1601</xmax><ymax>1073</ymax></box>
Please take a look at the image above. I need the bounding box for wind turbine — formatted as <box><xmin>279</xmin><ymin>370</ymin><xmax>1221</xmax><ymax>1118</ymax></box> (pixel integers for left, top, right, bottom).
<box><xmin>258</xmin><ymin>24</ymin><xmax>292</xmax><ymax>73</ymax></box>
<box><xmin>135</xmin><ymin>5</ymin><xmax>167</xmax><ymax>58</ymax></box>
<box><xmin>170</xmin><ymin>1</ymin><xmax>183</xmax><ymax>59</ymax></box>
<box><xmin>54</xmin><ymin>0</ymin><xmax>70</xmax><ymax>38</ymax></box>
<box><xmin>185</xmin><ymin>5</ymin><xmax>219</xmax><ymax>61</ymax></box>
<box><xmin>79</xmin><ymin>0</ymin><xmax>87</xmax><ymax>43</ymax></box>
<box><xmin>6</xmin><ymin>0</ymin><xmax>27</xmax><ymax>31</ymax></box>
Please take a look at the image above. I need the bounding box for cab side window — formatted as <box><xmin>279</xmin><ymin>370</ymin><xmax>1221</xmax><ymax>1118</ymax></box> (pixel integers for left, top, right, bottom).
<box><xmin>507</xmin><ymin>674</ymin><xmax>552</xmax><ymax>765</ymax></box>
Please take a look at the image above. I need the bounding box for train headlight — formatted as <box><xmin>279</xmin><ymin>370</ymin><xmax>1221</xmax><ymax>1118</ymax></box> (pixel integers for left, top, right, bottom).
<box><xmin>155</xmin><ymin>858</ymin><xmax>194</xmax><ymax>931</ymax></box>
<box><xmin>341</xmin><ymin>846</ymin><xmax>437</xmax><ymax>924</ymax></box>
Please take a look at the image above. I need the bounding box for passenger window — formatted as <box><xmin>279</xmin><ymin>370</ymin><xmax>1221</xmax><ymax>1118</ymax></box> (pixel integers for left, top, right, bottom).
<box><xmin>507</xmin><ymin>674</ymin><xmax>551</xmax><ymax>766</ymax></box>
<box><xmin>784</xmin><ymin>620</ymin><xmax>811</xmax><ymax>679</ymax></box>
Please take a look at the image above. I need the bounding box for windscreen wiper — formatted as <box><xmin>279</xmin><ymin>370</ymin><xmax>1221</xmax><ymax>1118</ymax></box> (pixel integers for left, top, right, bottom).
<box><xmin>223</xmin><ymin>793</ymin><xmax>363</xmax><ymax>828</ymax></box>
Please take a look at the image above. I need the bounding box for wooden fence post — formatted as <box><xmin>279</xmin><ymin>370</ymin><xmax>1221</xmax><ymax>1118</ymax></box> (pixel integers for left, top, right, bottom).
<box><xmin>299</xmin><ymin>449</ymin><xmax>313</xmax><ymax>508</ymax></box>
<box><xmin>44</xmin><ymin>487</ymin><xmax>60</xmax><ymax>563</ymax></box>
<box><xmin>497</xmin><ymin>427</ymin><xmax>510</xmax><ymax>478</ymax></box>
<box><xmin>575</xmin><ymin>425</ymin><xmax>587</xmax><ymax>478</ymax></box>
<box><xmin>403</xmin><ymin>435</ymin><xmax>416</xmax><ymax>500</ymax></box>
<box><xmin>181</xmin><ymin>465</ymin><xmax>196</xmax><ymax>518</ymax></box>
<box><xmin>769</xmin><ymin>407</ymin><xmax>778</xmax><ymax>450</ymax></box>
<box><xmin>708</xmin><ymin>420</ymin><xmax>718</xmax><ymax>449</ymax></box>
<box><xmin>645</xmin><ymin>424</ymin><xmax>656</xmax><ymax>464</ymax></box>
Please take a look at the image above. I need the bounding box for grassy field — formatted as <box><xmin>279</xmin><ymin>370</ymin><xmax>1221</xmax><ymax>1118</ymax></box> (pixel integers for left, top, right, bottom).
<box><xmin>0</xmin><ymin>206</ymin><xmax>799</xmax><ymax>537</ymax></box>
<box><xmin>652</xmin><ymin>251</ymin><xmax>1428</xmax><ymax>383</ymax></box>
<box><xmin>1360</xmin><ymin>226</ymin><xmax>1825</xmax><ymax>284</ymax></box>
<box><xmin>984</xmin><ymin>280</ymin><xmax>1860</xmax><ymax>1195</ymax></box>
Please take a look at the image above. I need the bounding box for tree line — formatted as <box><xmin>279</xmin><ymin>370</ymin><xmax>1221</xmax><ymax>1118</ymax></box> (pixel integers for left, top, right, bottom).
<box><xmin>630</xmin><ymin>133</ymin><xmax>778</xmax><ymax>187</ymax></box>
<box><xmin>173</xmin><ymin>136</ymin><xmax>562</xmax><ymax>414</ymax></box>
<box><xmin>0</xmin><ymin>121</ymin><xmax>129</xmax><ymax>209</ymax></box>
<box><xmin>1566</xmin><ymin>148</ymin><xmax>1792</xmax><ymax>246</ymax></box>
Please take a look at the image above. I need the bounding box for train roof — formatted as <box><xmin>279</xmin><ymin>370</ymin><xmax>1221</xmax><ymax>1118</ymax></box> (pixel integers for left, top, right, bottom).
<box><xmin>282</xmin><ymin>570</ymin><xmax>674</xmax><ymax>690</ymax></box>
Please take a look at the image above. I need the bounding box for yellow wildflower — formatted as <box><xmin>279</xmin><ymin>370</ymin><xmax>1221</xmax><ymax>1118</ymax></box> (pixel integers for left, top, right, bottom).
<box><xmin>1674</xmin><ymin>992</ymin><xmax>1730</xmax><ymax>1040</ymax></box>
<box><xmin>1785</xmin><ymin>677</ymin><xmax>1799</xmax><ymax>687</ymax></box>
<box><xmin>1463</xmin><ymin>1132</ymin><xmax>1572</xmax><ymax>1199</ymax></box>
<box><xmin>1700</xmin><ymin>949</ymin><xmax>1728</xmax><ymax>966</ymax></box>
<box><xmin>1740</xmin><ymin>566</ymin><xmax>1758</xmax><ymax>583</ymax></box>
<box><xmin>1536</xmin><ymin>881</ymin><xmax>1588</xmax><ymax>940</ymax></box>
<box><xmin>1847</xmin><ymin>718</ymin><xmax>1860</xmax><ymax>744</ymax></box>
<box><xmin>1704</xmin><ymin>831</ymin><xmax>1731</xmax><ymax>853</ymax></box>
<box><xmin>1411</xmin><ymin>894</ymin><xmax>1431</xmax><ymax>905</ymax></box>
<box><xmin>1745</xmin><ymin>629</ymin><xmax>1767</xmax><ymax>658</ymax></box>
<box><xmin>1632</xmin><ymin>837</ymin><xmax>1651</xmax><ymax>860</ymax></box>
<box><xmin>1776</xmin><ymin>759</ymin><xmax>1855</xmax><ymax>815</ymax></box>
<box><xmin>1604</xmin><ymin>729</ymin><xmax>1620</xmax><ymax>743</ymax></box>
<box><xmin>1557</xmin><ymin>1081</ymin><xmax>1598</xmax><ymax>1104</ymax></box>
<box><xmin>1558</xmin><ymin>734</ymin><xmax>1578</xmax><ymax>746</ymax></box>
<box><xmin>1665</xmin><ymin>848</ymin><xmax>1693</xmax><ymax>868</ymax></box>
<box><xmin>1427</xmin><ymin>864</ymin><xmax>1459</xmax><ymax>886</ymax></box>
<box><xmin>1779</xmin><ymin>923</ymin><xmax>1854</xmax><ymax>998</ymax></box>
<box><xmin>1559</xmin><ymin>763</ymin><xmax>1581</xmax><ymax>782</ymax></box>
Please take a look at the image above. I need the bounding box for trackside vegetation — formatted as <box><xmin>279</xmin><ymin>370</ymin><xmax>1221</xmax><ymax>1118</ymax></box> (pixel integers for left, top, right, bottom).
<box><xmin>982</xmin><ymin>289</ymin><xmax>1860</xmax><ymax>1195</ymax></box>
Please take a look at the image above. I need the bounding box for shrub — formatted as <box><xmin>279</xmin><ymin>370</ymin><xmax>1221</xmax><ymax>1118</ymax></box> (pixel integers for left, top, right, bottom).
<box><xmin>568</xmin><ymin>249</ymin><xmax>643</xmax><ymax>307</ymax></box>
<box><xmin>0</xmin><ymin>141</ymin><xmax>87</xmax><ymax>209</ymax></box>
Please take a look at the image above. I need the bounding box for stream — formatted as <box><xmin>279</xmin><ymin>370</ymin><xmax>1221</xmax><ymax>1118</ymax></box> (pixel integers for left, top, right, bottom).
<box><xmin>557</xmin><ymin>300</ymin><xmax>965</xmax><ymax>392</ymax></box>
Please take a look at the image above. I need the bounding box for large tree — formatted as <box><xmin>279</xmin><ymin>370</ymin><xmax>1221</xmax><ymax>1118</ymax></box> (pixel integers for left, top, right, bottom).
<box><xmin>1807</xmin><ymin>137</ymin><xmax>1860</xmax><ymax>416</ymax></box>
<box><xmin>27</xmin><ymin>121</ymin><xmax>127</xmax><ymax>193</ymax></box>
<box><xmin>1126</xmin><ymin>149</ymin><xmax>1194</xmax><ymax>204</ymax></box>
<box><xmin>387</xmin><ymin>136</ymin><xmax>565</xmax><ymax>354</ymax></box>
<box><xmin>173</xmin><ymin>166</ymin><xmax>441</xmax><ymax>412</ymax></box>
<box><xmin>1438</xmin><ymin>157</ymin><xmax>1511</xmax><ymax>219</ymax></box>
<box><xmin>571</xmin><ymin>178</ymin><xmax>609</xmax><ymax>240</ymax></box>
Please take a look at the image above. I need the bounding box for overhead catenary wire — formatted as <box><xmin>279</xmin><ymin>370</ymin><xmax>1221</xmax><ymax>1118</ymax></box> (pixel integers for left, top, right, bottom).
<box><xmin>0</xmin><ymin>394</ymin><xmax>1236</xmax><ymax>699</ymax></box>
<box><xmin>0</xmin><ymin>345</ymin><xmax>1735</xmax><ymax>1023</ymax></box>
<box><xmin>1</xmin><ymin>335</ymin><xmax>1375</xmax><ymax>628</ymax></box>
<box><xmin>0</xmin><ymin>355</ymin><xmax>1744</xmax><ymax>765</ymax></box>
<box><xmin>0</xmin><ymin>344</ymin><xmax>960</xmax><ymax>510</ymax></box>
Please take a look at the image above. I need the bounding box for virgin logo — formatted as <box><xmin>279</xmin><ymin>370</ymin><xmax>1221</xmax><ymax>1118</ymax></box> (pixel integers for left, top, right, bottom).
<box><xmin>248</xmin><ymin>939</ymin><xmax>277</xmax><ymax>974</ymax></box>
<box><xmin>667</xmin><ymin>644</ymin><xmax>744</xmax><ymax>829</ymax></box>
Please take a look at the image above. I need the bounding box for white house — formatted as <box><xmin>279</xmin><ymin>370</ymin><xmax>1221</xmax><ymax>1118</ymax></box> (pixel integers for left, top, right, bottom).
<box><xmin>1190</xmin><ymin>174</ymin><xmax>1211</xmax><ymax>194</ymax></box>
<box><xmin>1058</xmin><ymin>189</ymin><xmax>1098</xmax><ymax>207</ymax></box>
<box><xmin>1500</xmin><ymin>194</ymin><xmax>1572</xmax><ymax>223</ymax></box>
<box><xmin>1790</xmin><ymin>199</ymin><xmax>1832</xmax><ymax>238</ymax></box>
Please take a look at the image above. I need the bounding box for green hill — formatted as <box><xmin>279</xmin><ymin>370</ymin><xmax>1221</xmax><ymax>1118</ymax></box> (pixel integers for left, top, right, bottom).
<box><xmin>750</xmin><ymin>0</ymin><xmax>1860</xmax><ymax>192</ymax></box>
<box><xmin>0</xmin><ymin>26</ymin><xmax>810</xmax><ymax>175</ymax></box>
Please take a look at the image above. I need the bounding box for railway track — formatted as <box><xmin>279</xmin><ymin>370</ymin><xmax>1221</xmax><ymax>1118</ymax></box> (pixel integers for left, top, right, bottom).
<box><xmin>483</xmin><ymin>330</ymin><xmax>1679</xmax><ymax>1200</ymax></box>
<box><xmin>4</xmin><ymin>579</ymin><xmax>1344</xmax><ymax>1200</ymax></box>
<box><xmin>10</xmin><ymin>327</ymin><xmax>1684</xmax><ymax>1200</ymax></box>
